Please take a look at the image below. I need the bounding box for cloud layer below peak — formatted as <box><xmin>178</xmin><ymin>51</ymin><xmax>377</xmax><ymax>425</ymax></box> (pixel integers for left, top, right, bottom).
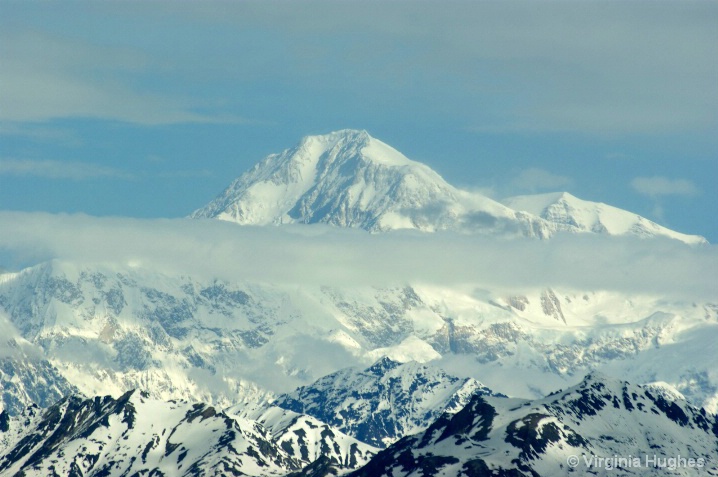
<box><xmin>0</xmin><ymin>212</ymin><xmax>715</xmax><ymax>302</ymax></box>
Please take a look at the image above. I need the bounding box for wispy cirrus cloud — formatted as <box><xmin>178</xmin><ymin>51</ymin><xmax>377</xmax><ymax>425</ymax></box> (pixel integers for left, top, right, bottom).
<box><xmin>631</xmin><ymin>176</ymin><xmax>700</xmax><ymax>198</ymax></box>
<box><xmin>0</xmin><ymin>123</ymin><xmax>82</xmax><ymax>146</ymax></box>
<box><xmin>0</xmin><ymin>159</ymin><xmax>133</xmax><ymax>180</ymax></box>
<box><xmin>0</xmin><ymin>31</ymin><xmax>243</xmax><ymax>126</ymax></box>
<box><xmin>0</xmin><ymin>158</ymin><xmax>218</xmax><ymax>182</ymax></box>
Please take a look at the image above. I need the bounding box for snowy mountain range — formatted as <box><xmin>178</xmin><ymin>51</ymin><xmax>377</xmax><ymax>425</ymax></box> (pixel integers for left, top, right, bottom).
<box><xmin>1</xmin><ymin>259</ymin><xmax>716</xmax><ymax>419</ymax></box>
<box><xmin>3</xmin><ymin>370</ymin><xmax>717</xmax><ymax>476</ymax></box>
<box><xmin>0</xmin><ymin>129</ymin><xmax>715</xmax><ymax>475</ymax></box>
<box><xmin>349</xmin><ymin>373</ymin><xmax>718</xmax><ymax>476</ymax></box>
<box><xmin>0</xmin><ymin>388</ymin><xmax>376</xmax><ymax>477</ymax></box>
<box><xmin>0</xmin><ymin>391</ymin><xmax>297</xmax><ymax>476</ymax></box>
<box><xmin>0</xmin><ymin>356</ymin><xmax>498</xmax><ymax>476</ymax></box>
<box><xmin>192</xmin><ymin>129</ymin><xmax>706</xmax><ymax>244</ymax></box>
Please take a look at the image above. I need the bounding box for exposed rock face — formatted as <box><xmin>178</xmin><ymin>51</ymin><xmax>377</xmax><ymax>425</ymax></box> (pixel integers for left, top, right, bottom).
<box><xmin>273</xmin><ymin>357</ymin><xmax>496</xmax><ymax>448</ymax></box>
<box><xmin>0</xmin><ymin>389</ymin><xmax>376</xmax><ymax>477</ymax></box>
<box><xmin>348</xmin><ymin>373</ymin><xmax>718</xmax><ymax>477</ymax></box>
<box><xmin>1</xmin><ymin>260</ymin><xmax>717</xmax><ymax>417</ymax></box>
<box><xmin>0</xmin><ymin>351</ymin><xmax>78</xmax><ymax>416</ymax></box>
<box><xmin>0</xmin><ymin>390</ymin><xmax>300</xmax><ymax>476</ymax></box>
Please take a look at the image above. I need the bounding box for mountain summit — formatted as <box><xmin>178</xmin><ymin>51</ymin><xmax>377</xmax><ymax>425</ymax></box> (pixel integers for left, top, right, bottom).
<box><xmin>192</xmin><ymin>129</ymin><xmax>706</xmax><ymax>243</ymax></box>
<box><xmin>503</xmin><ymin>191</ymin><xmax>707</xmax><ymax>245</ymax></box>
<box><xmin>191</xmin><ymin>129</ymin><xmax>545</xmax><ymax>236</ymax></box>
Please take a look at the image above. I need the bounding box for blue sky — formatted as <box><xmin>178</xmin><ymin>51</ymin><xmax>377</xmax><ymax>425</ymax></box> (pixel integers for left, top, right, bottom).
<box><xmin>1</xmin><ymin>1</ymin><xmax>716</xmax><ymax>241</ymax></box>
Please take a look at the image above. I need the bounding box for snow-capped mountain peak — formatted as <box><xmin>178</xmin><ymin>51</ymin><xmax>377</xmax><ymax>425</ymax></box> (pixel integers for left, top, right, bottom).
<box><xmin>0</xmin><ymin>390</ymin><xmax>303</xmax><ymax>476</ymax></box>
<box><xmin>271</xmin><ymin>357</ymin><xmax>497</xmax><ymax>448</ymax></box>
<box><xmin>299</xmin><ymin>128</ymin><xmax>412</xmax><ymax>167</ymax></box>
<box><xmin>192</xmin><ymin>129</ymin><xmax>705</xmax><ymax>243</ymax></box>
<box><xmin>502</xmin><ymin>191</ymin><xmax>707</xmax><ymax>244</ymax></box>
<box><xmin>349</xmin><ymin>372</ymin><xmax>718</xmax><ymax>477</ymax></box>
<box><xmin>191</xmin><ymin>129</ymin><xmax>540</xmax><ymax>235</ymax></box>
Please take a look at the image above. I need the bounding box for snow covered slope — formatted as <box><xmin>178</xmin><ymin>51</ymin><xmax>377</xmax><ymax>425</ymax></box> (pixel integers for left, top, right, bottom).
<box><xmin>0</xmin><ymin>355</ymin><xmax>77</xmax><ymax>417</ymax></box>
<box><xmin>192</xmin><ymin>129</ymin><xmax>706</xmax><ymax>244</ymax></box>
<box><xmin>4</xmin><ymin>371</ymin><xmax>718</xmax><ymax>476</ymax></box>
<box><xmin>191</xmin><ymin>129</ymin><xmax>549</xmax><ymax>237</ymax></box>
<box><xmin>0</xmin><ymin>261</ymin><xmax>279</xmax><ymax>413</ymax></box>
<box><xmin>0</xmin><ymin>390</ymin><xmax>376</xmax><ymax>476</ymax></box>
<box><xmin>233</xmin><ymin>405</ymin><xmax>378</xmax><ymax>470</ymax></box>
<box><xmin>1</xmin><ymin>260</ymin><xmax>716</xmax><ymax>418</ymax></box>
<box><xmin>1</xmin><ymin>306</ymin><xmax>78</xmax><ymax>415</ymax></box>
<box><xmin>349</xmin><ymin>373</ymin><xmax>718</xmax><ymax>476</ymax></box>
<box><xmin>0</xmin><ymin>391</ymin><xmax>301</xmax><ymax>477</ymax></box>
<box><xmin>272</xmin><ymin>357</ymin><xmax>498</xmax><ymax>448</ymax></box>
<box><xmin>503</xmin><ymin>191</ymin><xmax>707</xmax><ymax>244</ymax></box>
<box><xmin>4</xmin><ymin>371</ymin><xmax>717</xmax><ymax>477</ymax></box>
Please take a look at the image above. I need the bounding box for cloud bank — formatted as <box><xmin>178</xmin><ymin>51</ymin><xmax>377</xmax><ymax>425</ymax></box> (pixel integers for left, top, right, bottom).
<box><xmin>631</xmin><ymin>176</ymin><xmax>700</xmax><ymax>198</ymax></box>
<box><xmin>0</xmin><ymin>212</ymin><xmax>715</xmax><ymax>301</ymax></box>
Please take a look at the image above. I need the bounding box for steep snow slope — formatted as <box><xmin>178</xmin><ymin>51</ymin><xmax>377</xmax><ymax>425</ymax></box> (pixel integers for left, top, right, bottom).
<box><xmin>272</xmin><ymin>357</ymin><xmax>497</xmax><ymax>448</ymax></box>
<box><xmin>0</xmin><ymin>293</ymin><xmax>78</xmax><ymax>415</ymax></box>
<box><xmin>191</xmin><ymin>129</ymin><xmax>549</xmax><ymax>237</ymax></box>
<box><xmin>4</xmin><ymin>371</ymin><xmax>718</xmax><ymax>477</ymax></box>
<box><xmin>0</xmin><ymin>391</ymin><xmax>300</xmax><ymax>477</ymax></box>
<box><xmin>1</xmin><ymin>260</ymin><xmax>716</xmax><ymax>417</ymax></box>
<box><xmin>0</xmin><ymin>260</ymin><xmax>281</xmax><ymax>412</ymax></box>
<box><xmin>233</xmin><ymin>405</ymin><xmax>378</xmax><ymax>470</ymax></box>
<box><xmin>192</xmin><ymin>129</ymin><xmax>706</xmax><ymax>244</ymax></box>
<box><xmin>0</xmin><ymin>355</ymin><xmax>77</xmax><ymax>417</ymax></box>
<box><xmin>503</xmin><ymin>191</ymin><xmax>707</xmax><ymax>244</ymax></box>
<box><xmin>349</xmin><ymin>373</ymin><xmax>718</xmax><ymax>476</ymax></box>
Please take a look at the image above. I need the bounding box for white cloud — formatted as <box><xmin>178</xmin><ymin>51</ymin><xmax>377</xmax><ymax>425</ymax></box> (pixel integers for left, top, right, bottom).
<box><xmin>0</xmin><ymin>159</ymin><xmax>132</xmax><ymax>180</ymax></box>
<box><xmin>509</xmin><ymin>168</ymin><xmax>572</xmax><ymax>193</ymax></box>
<box><xmin>0</xmin><ymin>213</ymin><xmax>714</xmax><ymax>301</ymax></box>
<box><xmin>631</xmin><ymin>176</ymin><xmax>700</xmax><ymax>198</ymax></box>
<box><xmin>651</xmin><ymin>204</ymin><xmax>666</xmax><ymax>222</ymax></box>
<box><xmin>0</xmin><ymin>123</ymin><xmax>81</xmax><ymax>146</ymax></box>
<box><xmin>0</xmin><ymin>31</ymin><xmax>240</xmax><ymax>125</ymax></box>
